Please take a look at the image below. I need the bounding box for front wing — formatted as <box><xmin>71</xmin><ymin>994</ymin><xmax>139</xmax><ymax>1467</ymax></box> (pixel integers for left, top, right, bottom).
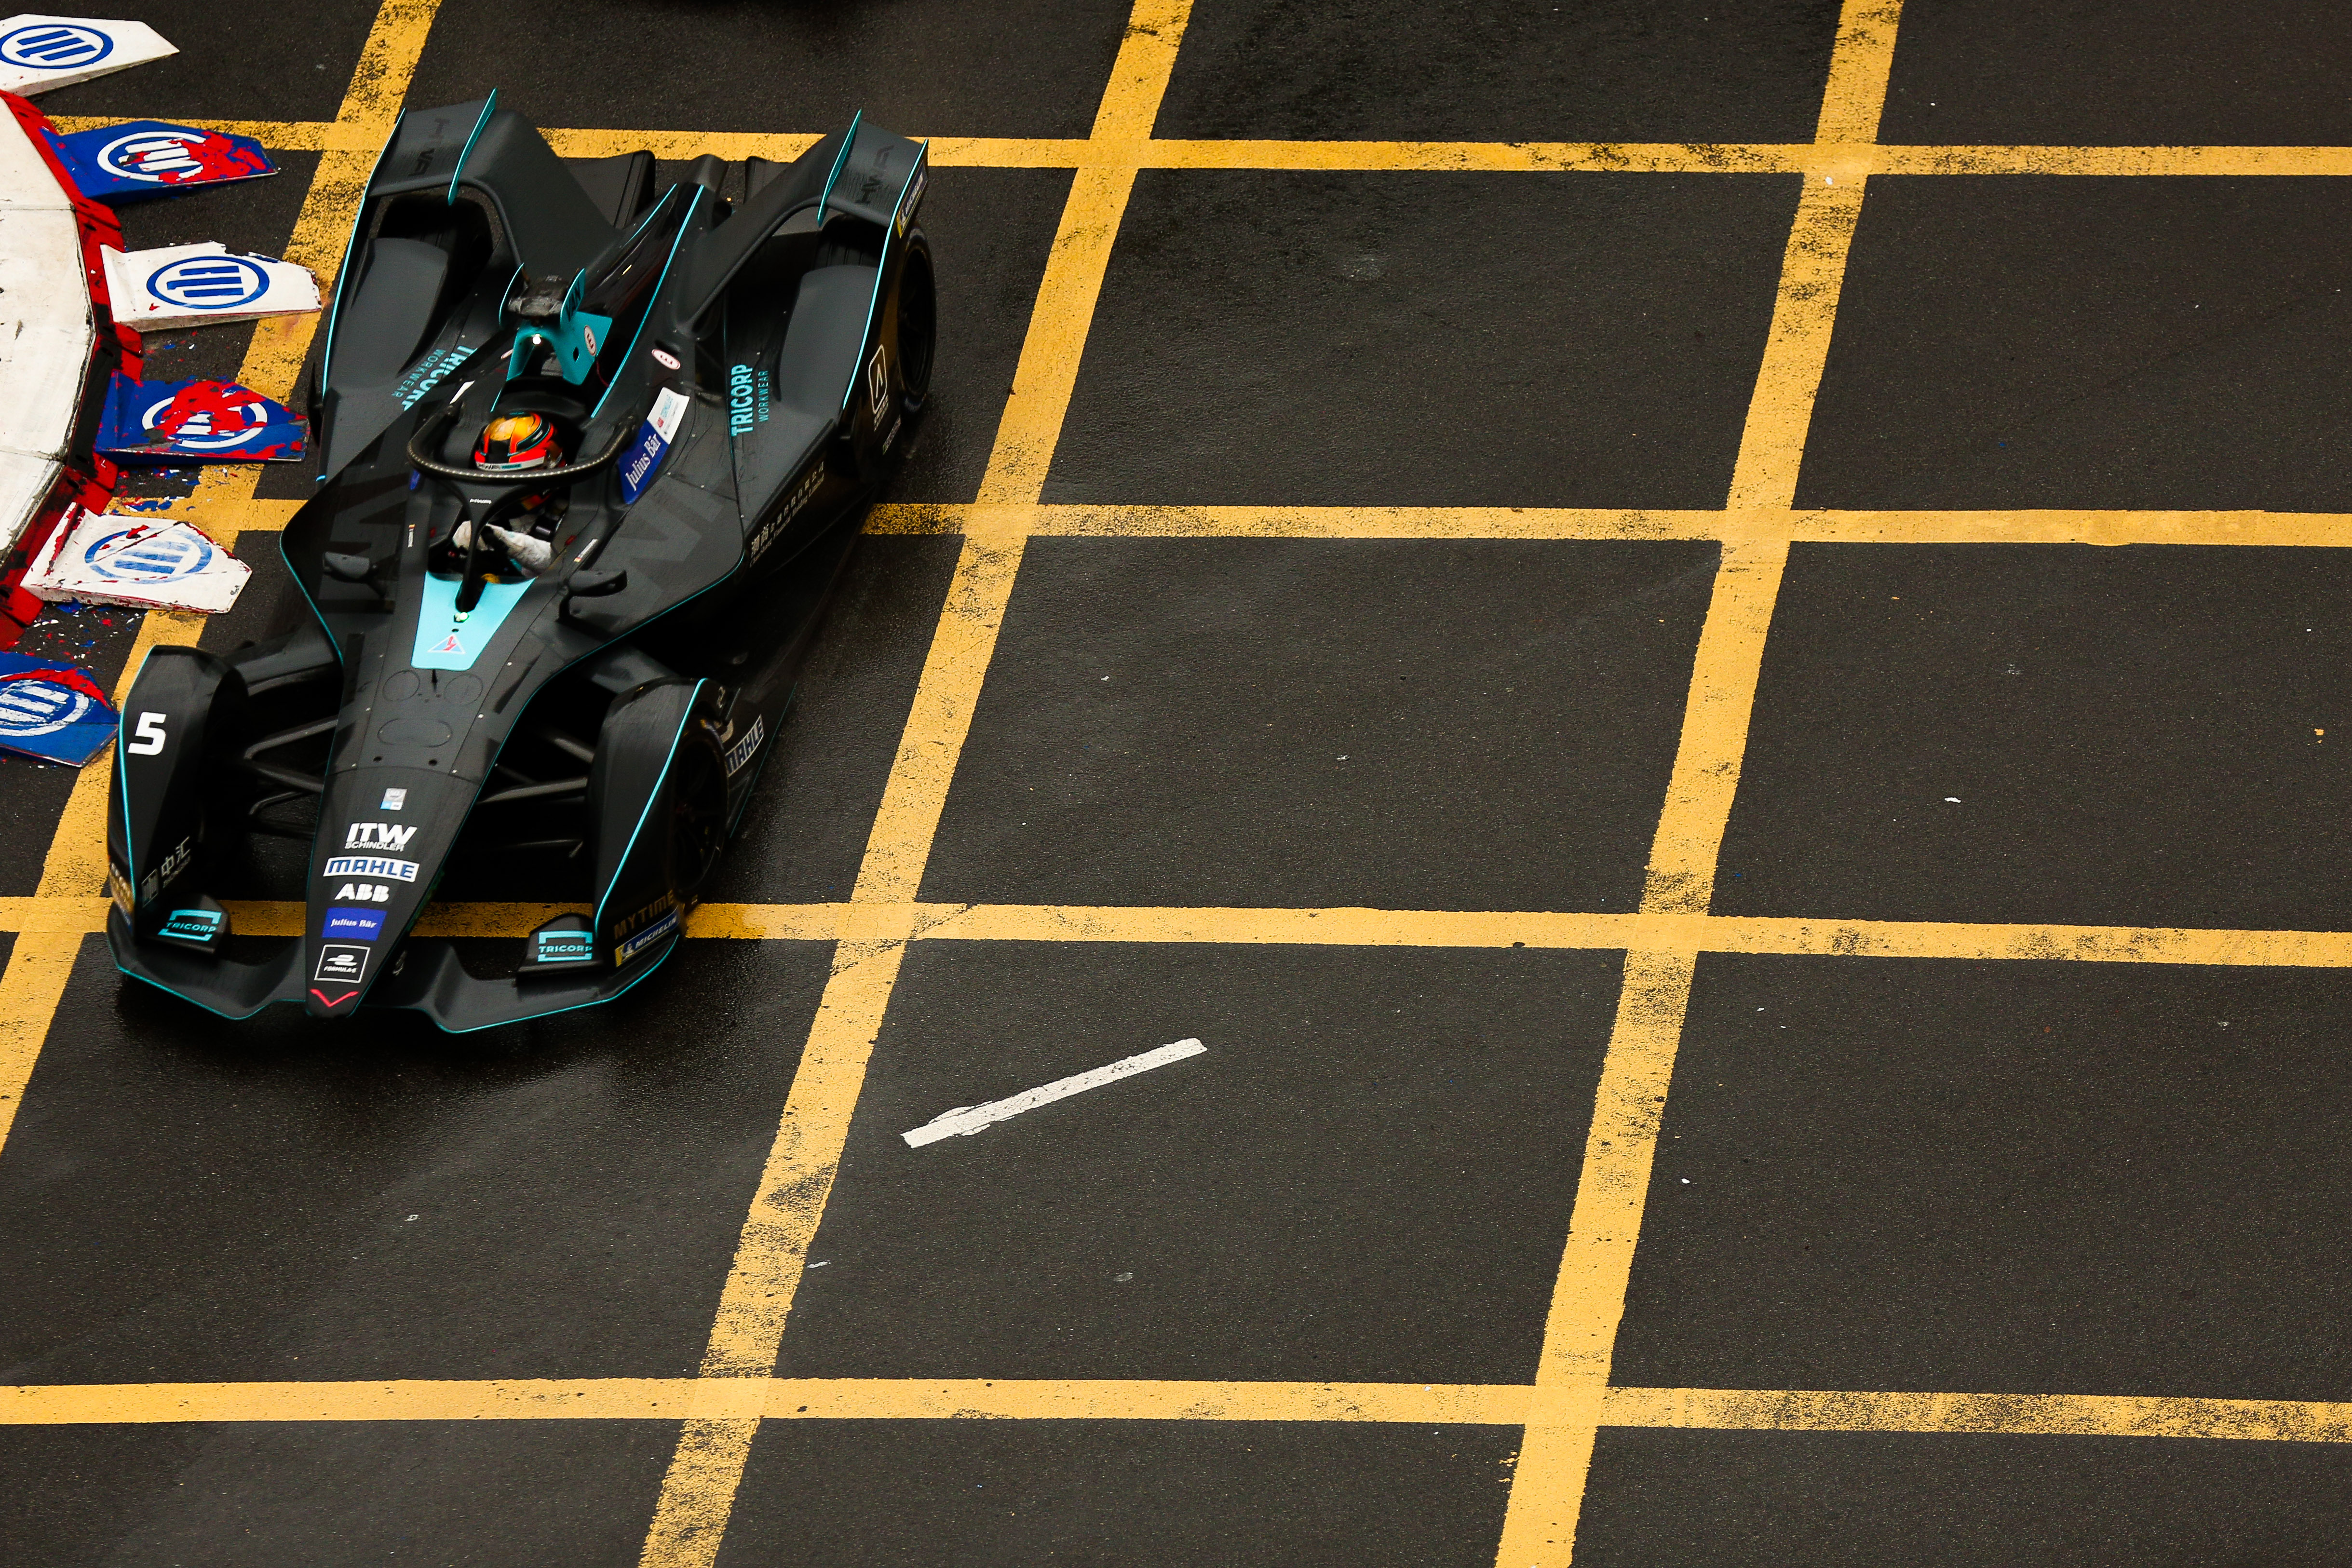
<box><xmin>107</xmin><ymin>911</ymin><xmax>685</xmax><ymax>1032</ymax></box>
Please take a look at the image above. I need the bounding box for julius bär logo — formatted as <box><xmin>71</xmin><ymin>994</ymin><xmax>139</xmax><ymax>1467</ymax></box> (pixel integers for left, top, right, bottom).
<box><xmin>146</xmin><ymin>254</ymin><xmax>269</xmax><ymax>311</ymax></box>
<box><xmin>0</xmin><ymin>676</ymin><xmax>90</xmax><ymax>738</ymax></box>
<box><xmin>0</xmin><ymin>22</ymin><xmax>113</xmax><ymax>70</ymax></box>
<box><xmin>82</xmin><ymin>527</ymin><xmax>214</xmax><ymax>583</ymax></box>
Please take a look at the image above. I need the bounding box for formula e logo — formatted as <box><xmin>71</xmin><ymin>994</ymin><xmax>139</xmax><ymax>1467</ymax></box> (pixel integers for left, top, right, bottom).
<box><xmin>314</xmin><ymin>944</ymin><xmax>371</xmax><ymax>984</ymax></box>
<box><xmin>334</xmin><ymin>882</ymin><xmax>394</xmax><ymax>903</ymax></box>
<box><xmin>146</xmin><ymin>255</ymin><xmax>270</xmax><ymax>311</ymax></box>
<box><xmin>345</xmin><ymin>822</ymin><xmax>417</xmax><ymax>852</ymax></box>
<box><xmin>0</xmin><ymin>676</ymin><xmax>91</xmax><ymax>738</ymax></box>
<box><xmin>0</xmin><ymin>23</ymin><xmax>112</xmax><ymax>70</ymax></box>
<box><xmin>866</xmin><ymin>347</ymin><xmax>888</xmax><ymax>421</ymax></box>
<box><xmin>82</xmin><ymin>527</ymin><xmax>213</xmax><ymax>582</ymax></box>
<box><xmin>324</xmin><ymin>856</ymin><xmax>419</xmax><ymax>882</ymax></box>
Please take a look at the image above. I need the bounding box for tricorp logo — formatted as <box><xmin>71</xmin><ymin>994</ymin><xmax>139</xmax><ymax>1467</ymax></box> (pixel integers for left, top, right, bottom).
<box><xmin>729</xmin><ymin>363</ymin><xmax>756</xmax><ymax>435</ymax></box>
<box><xmin>0</xmin><ymin>676</ymin><xmax>90</xmax><ymax>738</ymax></box>
<box><xmin>82</xmin><ymin>527</ymin><xmax>214</xmax><ymax>582</ymax></box>
<box><xmin>146</xmin><ymin>255</ymin><xmax>270</xmax><ymax>311</ymax></box>
<box><xmin>0</xmin><ymin>22</ymin><xmax>113</xmax><ymax>70</ymax></box>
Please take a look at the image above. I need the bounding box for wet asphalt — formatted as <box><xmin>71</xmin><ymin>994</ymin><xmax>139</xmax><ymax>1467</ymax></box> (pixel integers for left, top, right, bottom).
<box><xmin>6</xmin><ymin>0</ymin><xmax>2352</xmax><ymax>1563</ymax></box>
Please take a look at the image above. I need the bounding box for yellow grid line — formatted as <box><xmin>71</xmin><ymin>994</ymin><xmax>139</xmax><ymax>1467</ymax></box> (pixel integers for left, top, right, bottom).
<box><xmin>48</xmin><ymin>114</ymin><xmax>2352</xmax><ymax>177</ymax></box>
<box><xmin>1496</xmin><ymin>2</ymin><xmax>1904</xmax><ymax>1560</ymax></box>
<box><xmin>11</xmin><ymin>1375</ymin><xmax>2352</xmax><ymax>1452</ymax></box>
<box><xmin>115</xmin><ymin>498</ymin><xmax>2352</xmax><ymax>551</ymax></box>
<box><xmin>634</xmin><ymin>6</ymin><xmax>1196</xmax><ymax>1561</ymax></box>
<box><xmin>13</xmin><ymin>898</ymin><xmax>2352</xmax><ymax>973</ymax></box>
<box><xmin>5</xmin><ymin>1378</ymin><xmax>2351</xmax><ymax>1445</ymax></box>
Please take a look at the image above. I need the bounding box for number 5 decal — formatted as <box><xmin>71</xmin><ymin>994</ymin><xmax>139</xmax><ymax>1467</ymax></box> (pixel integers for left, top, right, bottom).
<box><xmin>125</xmin><ymin>712</ymin><xmax>166</xmax><ymax>756</ymax></box>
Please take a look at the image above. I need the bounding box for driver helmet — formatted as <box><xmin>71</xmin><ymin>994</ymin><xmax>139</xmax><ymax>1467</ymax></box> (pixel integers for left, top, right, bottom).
<box><xmin>472</xmin><ymin>411</ymin><xmax>561</xmax><ymax>473</ymax></box>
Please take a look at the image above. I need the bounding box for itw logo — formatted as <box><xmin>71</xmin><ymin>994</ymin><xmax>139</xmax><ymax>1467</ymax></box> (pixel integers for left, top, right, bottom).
<box><xmin>345</xmin><ymin>822</ymin><xmax>417</xmax><ymax>852</ymax></box>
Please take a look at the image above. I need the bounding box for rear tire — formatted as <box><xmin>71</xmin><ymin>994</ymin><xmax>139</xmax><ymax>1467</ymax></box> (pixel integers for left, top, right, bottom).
<box><xmin>896</xmin><ymin>237</ymin><xmax>935</xmax><ymax>414</ymax></box>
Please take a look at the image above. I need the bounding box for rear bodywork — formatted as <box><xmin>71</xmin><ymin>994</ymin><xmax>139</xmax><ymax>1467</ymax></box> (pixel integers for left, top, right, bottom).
<box><xmin>107</xmin><ymin>96</ymin><xmax>934</xmax><ymax>1029</ymax></box>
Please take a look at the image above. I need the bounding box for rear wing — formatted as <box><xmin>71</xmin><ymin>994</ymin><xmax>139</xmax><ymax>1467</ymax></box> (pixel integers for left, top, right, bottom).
<box><xmin>679</xmin><ymin>117</ymin><xmax>926</xmax><ymax>329</ymax></box>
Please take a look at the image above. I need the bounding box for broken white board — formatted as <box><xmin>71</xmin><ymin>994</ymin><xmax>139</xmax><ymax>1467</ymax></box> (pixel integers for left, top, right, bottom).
<box><xmin>23</xmin><ymin>506</ymin><xmax>249</xmax><ymax>613</ymax></box>
<box><xmin>0</xmin><ymin>206</ymin><xmax>95</xmax><ymax>462</ymax></box>
<box><xmin>902</xmin><ymin>1039</ymin><xmax>1208</xmax><ymax>1147</ymax></box>
<box><xmin>101</xmin><ymin>241</ymin><xmax>319</xmax><ymax>333</ymax></box>
<box><xmin>0</xmin><ymin>16</ymin><xmax>174</xmax><ymax>95</ymax></box>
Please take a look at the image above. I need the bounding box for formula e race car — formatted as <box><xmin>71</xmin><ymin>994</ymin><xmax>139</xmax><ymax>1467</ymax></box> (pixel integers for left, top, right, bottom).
<box><xmin>105</xmin><ymin>95</ymin><xmax>934</xmax><ymax>1028</ymax></box>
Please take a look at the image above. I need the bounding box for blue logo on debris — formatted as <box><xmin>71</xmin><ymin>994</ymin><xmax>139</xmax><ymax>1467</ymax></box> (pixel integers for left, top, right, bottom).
<box><xmin>0</xmin><ymin>678</ymin><xmax>91</xmax><ymax>739</ymax></box>
<box><xmin>0</xmin><ymin>23</ymin><xmax>114</xmax><ymax>69</ymax></box>
<box><xmin>98</xmin><ymin>129</ymin><xmax>207</xmax><ymax>182</ymax></box>
<box><xmin>83</xmin><ymin>527</ymin><xmax>214</xmax><ymax>582</ymax></box>
<box><xmin>146</xmin><ymin>255</ymin><xmax>269</xmax><ymax>311</ymax></box>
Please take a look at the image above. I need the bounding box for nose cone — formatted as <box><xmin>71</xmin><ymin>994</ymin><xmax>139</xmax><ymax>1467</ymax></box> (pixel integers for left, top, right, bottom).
<box><xmin>303</xmin><ymin>767</ymin><xmax>464</xmax><ymax>1017</ymax></box>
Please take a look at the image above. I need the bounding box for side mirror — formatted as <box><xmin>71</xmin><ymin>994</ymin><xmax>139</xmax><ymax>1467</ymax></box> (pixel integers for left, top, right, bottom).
<box><xmin>562</xmin><ymin>567</ymin><xmax>628</xmax><ymax>618</ymax></box>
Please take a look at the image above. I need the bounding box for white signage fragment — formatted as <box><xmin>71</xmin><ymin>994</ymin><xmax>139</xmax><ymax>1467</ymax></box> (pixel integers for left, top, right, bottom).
<box><xmin>22</xmin><ymin>506</ymin><xmax>250</xmax><ymax>612</ymax></box>
<box><xmin>0</xmin><ymin>15</ymin><xmax>174</xmax><ymax>95</ymax></box>
<box><xmin>101</xmin><ymin>241</ymin><xmax>320</xmax><ymax>333</ymax></box>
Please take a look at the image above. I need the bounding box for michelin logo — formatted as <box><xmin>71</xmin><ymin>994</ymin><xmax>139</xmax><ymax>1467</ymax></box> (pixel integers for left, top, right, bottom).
<box><xmin>615</xmin><ymin>907</ymin><xmax>680</xmax><ymax>964</ymax></box>
<box><xmin>324</xmin><ymin>855</ymin><xmax>419</xmax><ymax>882</ymax></box>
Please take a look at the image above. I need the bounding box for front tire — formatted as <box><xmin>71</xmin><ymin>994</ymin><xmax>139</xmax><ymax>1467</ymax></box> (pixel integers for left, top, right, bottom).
<box><xmin>662</xmin><ymin>728</ymin><xmax>729</xmax><ymax>898</ymax></box>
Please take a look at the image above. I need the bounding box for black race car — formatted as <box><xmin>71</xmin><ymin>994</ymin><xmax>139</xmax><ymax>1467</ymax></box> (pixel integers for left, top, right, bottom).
<box><xmin>106</xmin><ymin>95</ymin><xmax>934</xmax><ymax>1028</ymax></box>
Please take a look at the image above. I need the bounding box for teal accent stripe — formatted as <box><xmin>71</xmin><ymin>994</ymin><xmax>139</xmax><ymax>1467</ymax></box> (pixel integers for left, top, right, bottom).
<box><xmin>412</xmin><ymin>574</ymin><xmax>532</xmax><ymax>671</ymax></box>
<box><xmin>815</xmin><ymin>110</ymin><xmax>861</xmax><ymax>225</ymax></box>
<box><xmin>587</xmin><ymin>186</ymin><xmax>703</xmax><ymax>421</ymax></box>
<box><xmin>114</xmin><ymin>647</ymin><xmax>152</xmax><ymax>898</ymax></box>
<box><xmin>432</xmin><ymin>932</ymin><xmax>681</xmax><ymax>1033</ymax></box>
<box><xmin>318</xmin><ymin>108</ymin><xmax>404</xmax><ymax>421</ymax></box>
<box><xmin>446</xmin><ymin>90</ymin><xmax>497</xmax><ymax>206</ymax></box>
<box><xmin>842</xmin><ymin>142</ymin><xmax>928</xmax><ymax>412</ymax></box>
<box><xmin>590</xmin><ymin>678</ymin><xmax>708</xmax><ymax>933</ymax></box>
